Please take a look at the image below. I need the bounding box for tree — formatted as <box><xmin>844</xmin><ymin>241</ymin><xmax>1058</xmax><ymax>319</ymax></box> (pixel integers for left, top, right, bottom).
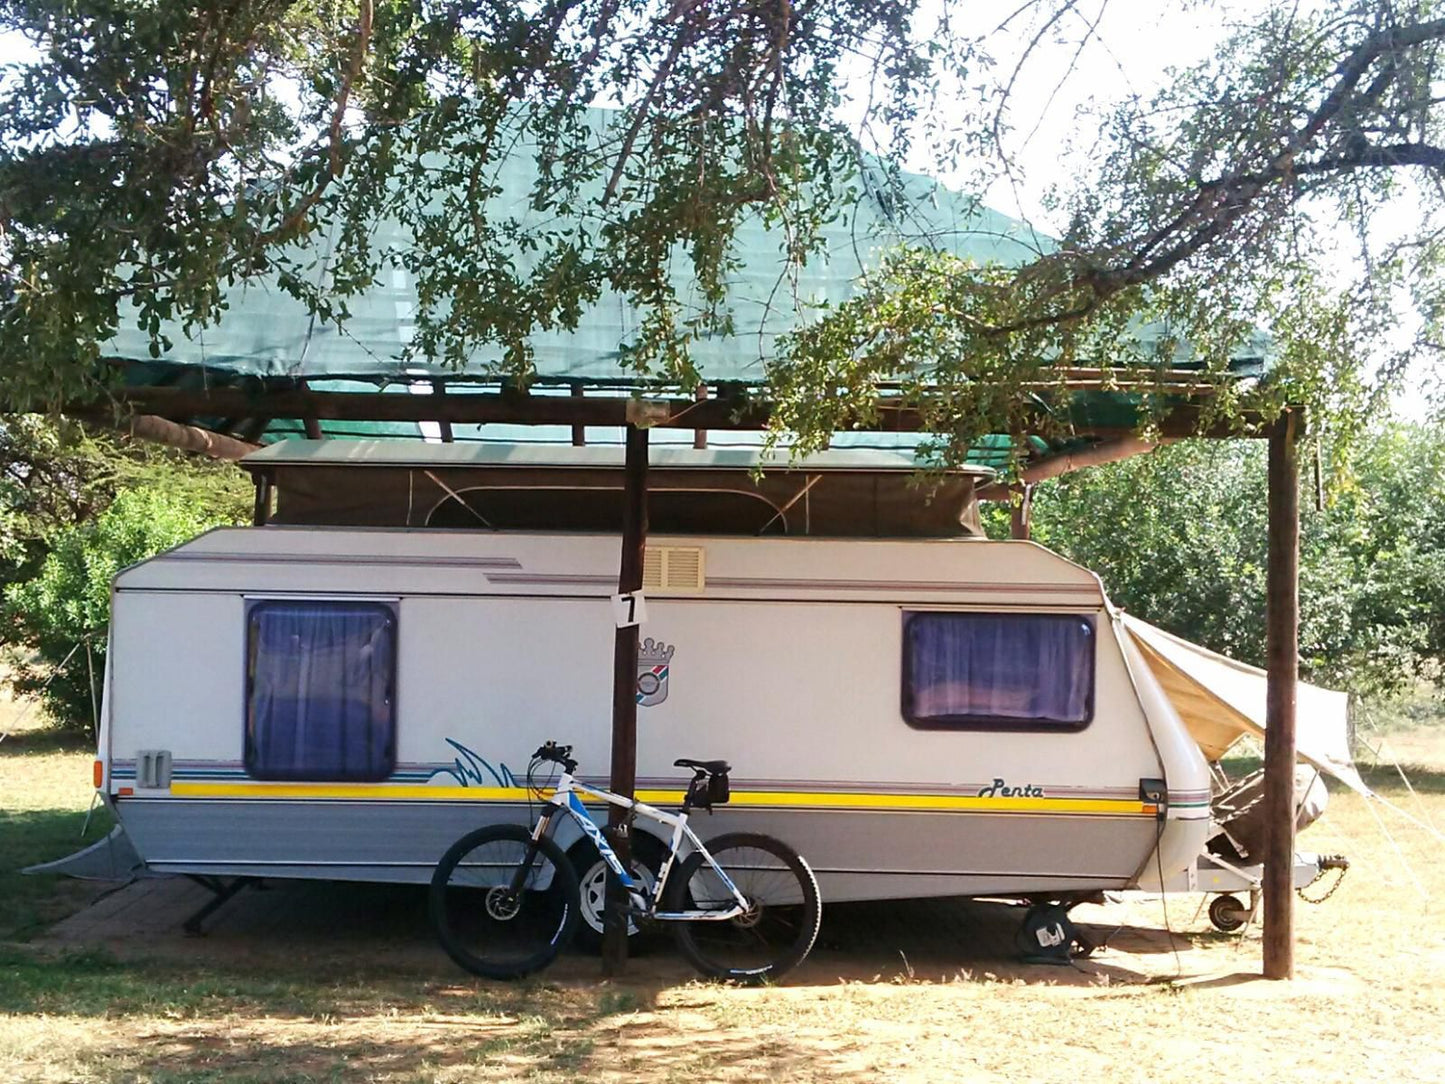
<box><xmin>0</xmin><ymin>416</ymin><xmax>250</xmax><ymax>731</ymax></box>
<box><xmin>1016</xmin><ymin>422</ymin><xmax>1445</xmax><ymax>696</ymax></box>
<box><xmin>2</xmin><ymin>2</ymin><xmax>1444</xmax><ymax>459</ymax></box>
<box><xmin>0</xmin><ymin>416</ymin><xmax>250</xmax><ymax>585</ymax></box>
<box><xmin>3</xmin><ymin>485</ymin><xmax>244</xmax><ymax>733</ymax></box>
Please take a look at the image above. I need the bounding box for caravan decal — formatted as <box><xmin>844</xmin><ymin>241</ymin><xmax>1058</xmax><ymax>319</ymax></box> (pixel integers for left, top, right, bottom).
<box><xmin>636</xmin><ymin>638</ymin><xmax>675</xmax><ymax>707</ymax></box>
<box><xmin>429</xmin><ymin>739</ymin><xmax>522</xmax><ymax>788</ymax></box>
<box><xmin>977</xmin><ymin>778</ymin><xmax>1044</xmax><ymax>799</ymax></box>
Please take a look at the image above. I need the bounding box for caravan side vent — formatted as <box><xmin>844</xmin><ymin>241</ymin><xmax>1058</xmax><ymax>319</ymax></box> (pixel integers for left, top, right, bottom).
<box><xmin>642</xmin><ymin>546</ymin><xmax>706</xmax><ymax>592</ymax></box>
<box><xmin>136</xmin><ymin>750</ymin><xmax>173</xmax><ymax>790</ymax></box>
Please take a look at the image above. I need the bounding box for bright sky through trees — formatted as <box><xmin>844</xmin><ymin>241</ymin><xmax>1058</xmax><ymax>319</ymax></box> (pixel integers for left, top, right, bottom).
<box><xmin>904</xmin><ymin>1</ymin><xmax>1431</xmax><ymax>413</ymax></box>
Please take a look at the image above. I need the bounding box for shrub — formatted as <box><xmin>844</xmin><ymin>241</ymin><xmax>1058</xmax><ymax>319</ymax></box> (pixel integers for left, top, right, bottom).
<box><xmin>3</xmin><ymin>488</ymin><xmax>237</xmax><ymax>734</ymax></box>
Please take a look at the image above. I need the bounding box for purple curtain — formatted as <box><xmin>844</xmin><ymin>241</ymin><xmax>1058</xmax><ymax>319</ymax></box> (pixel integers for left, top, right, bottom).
<box><xmin>905</xmin><ymin>613</ymin><xmax>1094</xmax><ymax>726</ymax></box>
<box><xmin>247</xmin><ymin>602</ymin><xmax>396</xmax><ymax>780</ymax></box>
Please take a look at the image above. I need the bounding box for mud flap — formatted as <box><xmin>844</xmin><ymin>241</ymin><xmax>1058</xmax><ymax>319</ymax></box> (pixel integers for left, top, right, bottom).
<box><xmin>23</xmin><ymin>824</ymin><xmax>147</xmax><ymax>881</ymax></box>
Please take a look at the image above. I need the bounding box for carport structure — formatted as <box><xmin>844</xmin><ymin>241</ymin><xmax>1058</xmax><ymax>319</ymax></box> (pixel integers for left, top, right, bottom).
<box><xmin>77</xmin><ymin>145</ymin><xmax>1305</xmax><ymax>981</ymax></box>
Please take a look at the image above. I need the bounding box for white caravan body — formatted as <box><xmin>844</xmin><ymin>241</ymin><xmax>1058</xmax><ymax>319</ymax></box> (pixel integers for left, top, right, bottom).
<box><xmin>98</xmin><ymin>525</ymin><xmax>1211</xmax><ymax>903</ymax></box>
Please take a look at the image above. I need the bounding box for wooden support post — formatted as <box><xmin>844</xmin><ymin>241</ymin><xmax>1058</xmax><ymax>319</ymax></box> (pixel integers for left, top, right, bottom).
<box><xmin>693</xmin><ymin>384</ymin><xmax>708</xmax><ymax>450</ymax></box>
<box><xmin>431</xmin><ymin>380</ymin><xmax>454</xmax><ymax>442</ymax></box>
<box><xmin>1009</xmin><ymin>484</ymin><xmax>1033</xmax><ymax>540</ymax></box>
<box><xmin>252</xmin><ymin>473</ymin><xmax>273</xmax><ymax>526</ymax></box>
<box><xmin>571</xmin><ymin>384</ymin><xmax>587</xmax><ymax>447</ymax></box>
<box><xmin>602</xmin><ymin>423</ymin><xmax>648</xmax><ymax>974</ymax></box>
<box><xmin>1263</xmin><ymin>410</ymin><xmax>1300</xmax><ymax>980</ymax></box>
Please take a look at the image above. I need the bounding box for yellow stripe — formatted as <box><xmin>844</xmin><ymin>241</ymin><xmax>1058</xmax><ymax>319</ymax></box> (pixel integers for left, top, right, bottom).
<box><xmin>167</xmin><ymin>781</ymin><xmax>1152</xmax><ymax>816</ymax></box>
<box><xmin>170</xmin><ymin>782</ymin><xmax>522</xmax><ymax>801</ymax></box>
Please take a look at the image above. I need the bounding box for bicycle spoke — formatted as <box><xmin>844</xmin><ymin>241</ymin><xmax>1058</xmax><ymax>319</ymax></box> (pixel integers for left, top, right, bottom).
<box><xmin>666</xmin><ymin>833</ymin><xmax>821</xmax><ymax>984</ymax></box>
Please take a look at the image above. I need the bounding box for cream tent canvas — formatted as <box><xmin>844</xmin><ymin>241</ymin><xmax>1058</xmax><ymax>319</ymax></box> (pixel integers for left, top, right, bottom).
<box><xmin>1120</xmin><ymin>613</ymin><xmax>1367</xmax><ymax>796</ymax></box>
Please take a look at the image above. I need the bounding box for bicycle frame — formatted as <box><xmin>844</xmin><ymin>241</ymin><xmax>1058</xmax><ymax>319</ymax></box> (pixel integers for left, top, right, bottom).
<box><xmin>532</xmin><ymin>770</ymin><xmax>749</xmax><ymax>922</ymax></box>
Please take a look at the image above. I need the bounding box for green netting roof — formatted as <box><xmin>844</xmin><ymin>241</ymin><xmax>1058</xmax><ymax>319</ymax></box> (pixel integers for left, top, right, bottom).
<box><xmin>106</xmin><ymin>108</ymin><xmax>1267</xmax><ymax>464</ymax></box>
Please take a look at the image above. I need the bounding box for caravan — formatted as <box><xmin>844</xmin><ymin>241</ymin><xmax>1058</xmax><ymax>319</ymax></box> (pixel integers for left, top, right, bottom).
<box><xmin>70</xmin><ymin>441</ymin><xmax>1351</xmax><ymax>945</ymax></box>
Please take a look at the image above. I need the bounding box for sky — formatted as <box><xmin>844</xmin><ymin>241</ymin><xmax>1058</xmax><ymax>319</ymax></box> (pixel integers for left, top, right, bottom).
<box><xmin>927</xmin><ymin>2</ymin><xmax>1244</xmax><ymax>231</ymax></box>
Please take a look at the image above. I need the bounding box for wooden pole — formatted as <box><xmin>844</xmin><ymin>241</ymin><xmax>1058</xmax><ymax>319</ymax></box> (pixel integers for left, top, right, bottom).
<box><xmin>693</xmin><ymin>384</ymin><xmax>708</xmax><ymax>450</ymax></box>
<box><xmin>252</xmin><ymin>472</ymin><xmax>273</xmax><ymax>526</ymax></box>
<box><xmin>119</xmin><ymin>413</ymin><xmax>260</xmax><ymax>460</ymax></box>
<box><xmin>99</xmin><ymin>385</ymin><xmax>1262</xmax><ymax>438</ymax></box>
<box><xmin>571</xmin><ymin>384</ymin><xmax>587</xmax><ymax>447</ymax></box>
<box><xmin>602</xmin><ymin>423</ymin><xmax>648</xmax><ymax>974</ymax></box>
<box><xmin>1263</xmin><ymin>410</ymin><xmax>1300</xmax><ymax>979</ymax></box>
<box><xmin>431</xmin><ymin>380</ymin><xmax>454</xmax><ymax>443</ymax></box>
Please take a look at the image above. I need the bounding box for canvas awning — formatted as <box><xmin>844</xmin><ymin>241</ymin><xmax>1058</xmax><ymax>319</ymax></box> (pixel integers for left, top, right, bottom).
<box><xmin>1122</xmin><ymin>613</ymin><xmax>1367</xmax><ymax>795</ymax></box>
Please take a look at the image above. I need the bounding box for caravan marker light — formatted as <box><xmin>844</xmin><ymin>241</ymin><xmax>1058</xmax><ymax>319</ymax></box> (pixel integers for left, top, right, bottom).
<box><xmin>92</xmin><ymin>759</ymin><xmax>103</xmax><ymax>789</ymax></box>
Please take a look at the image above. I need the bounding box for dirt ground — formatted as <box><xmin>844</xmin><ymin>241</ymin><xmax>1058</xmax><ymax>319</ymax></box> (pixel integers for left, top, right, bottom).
<box><xmin>3</xmin><ymin>718</ymin><xmax>1444</xmax><ymax>1082</ymax></box>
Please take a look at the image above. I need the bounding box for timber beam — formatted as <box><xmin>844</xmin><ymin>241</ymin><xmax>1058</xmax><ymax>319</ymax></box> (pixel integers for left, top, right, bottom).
<box><xmin>976</xmin><ymin>436</ymin><xmax>1172</xmax><ymax>500</ymax></box>
<box><xmin>114</xmin><ymin>413</ymin><xmax>261</xmax><ymax>460</ymax></box>
<box><xmin>94</xmin><ymin>386</ymin><xmax>1264</xmax><ymax>440</ymax></box>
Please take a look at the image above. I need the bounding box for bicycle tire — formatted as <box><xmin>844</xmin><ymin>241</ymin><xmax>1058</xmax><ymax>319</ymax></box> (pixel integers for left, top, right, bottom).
<box><xmin>429</xmin><ymin>824</ymin><xmax>579</xmax><ymax>980</ymax></box>
<box><xmin>663</xmin><ymin>832</ymin><xmax>821</xmax><ymax>984</ymax></box>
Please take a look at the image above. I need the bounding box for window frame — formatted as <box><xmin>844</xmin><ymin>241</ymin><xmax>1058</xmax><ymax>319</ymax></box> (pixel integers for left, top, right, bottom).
<box><xmin>243</xmin><ymin>597</ymin><xmax>399</xmax><ymax>782</ymax></box>
<box><xmin>900</xmin><ymin>610</ymin><xmax>1097</xmax><ymax>733</ymax></box>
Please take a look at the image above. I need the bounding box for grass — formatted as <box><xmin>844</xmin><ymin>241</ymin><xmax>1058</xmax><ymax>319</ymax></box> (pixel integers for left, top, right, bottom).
<box><xmin>0</xmin><ymin>713</ymin><xmax>112</xmax><ymax>941</ymax></box>
<box><xmin>1354</xmin><ymin>684</ymin><xmax>1445</xmax><ymax>735</ymax></box>
<box><xmin>3</xmin><ymin>695</ymin><xmax>1445</xmax><ymax>1081</ymax></box>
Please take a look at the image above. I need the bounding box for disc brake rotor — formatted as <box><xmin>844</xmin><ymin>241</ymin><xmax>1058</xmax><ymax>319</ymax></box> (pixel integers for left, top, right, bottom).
<box><xmin>485</xmin><ymin>886</ymin><xmax>521</xmax><ymax>921</ymax></box>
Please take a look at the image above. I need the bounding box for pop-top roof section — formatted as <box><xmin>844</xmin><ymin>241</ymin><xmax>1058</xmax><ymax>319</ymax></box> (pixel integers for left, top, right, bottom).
<box><xmin>247</xmin><ymin>439</ymin><xmax>991</xmax><ymax>538</ymax></box>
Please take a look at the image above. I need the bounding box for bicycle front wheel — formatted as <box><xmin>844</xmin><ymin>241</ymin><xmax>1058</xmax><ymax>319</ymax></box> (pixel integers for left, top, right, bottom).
<box><xmin>663</xmin><ymin>832</ymin><xmax>821</xmax><ymax>984</ymax></box>
<box><xmin>429</xmin><ymin>824</ymin><xmax>579</xmax><ymax>980</ymax></box>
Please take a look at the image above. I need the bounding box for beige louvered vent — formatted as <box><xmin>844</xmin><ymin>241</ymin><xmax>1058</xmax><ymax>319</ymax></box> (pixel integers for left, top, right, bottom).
<box><xmin>642</xmin><ymin>545</ymin><xmax>706</xmax><ymax>591</ymax></box>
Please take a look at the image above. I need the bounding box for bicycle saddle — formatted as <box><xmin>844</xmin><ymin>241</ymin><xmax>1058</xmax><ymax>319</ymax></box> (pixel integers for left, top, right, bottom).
<box><xmin>675</xmin><ymin>757</ymin><xmax>731</xmax><ymax>774</ymax></box>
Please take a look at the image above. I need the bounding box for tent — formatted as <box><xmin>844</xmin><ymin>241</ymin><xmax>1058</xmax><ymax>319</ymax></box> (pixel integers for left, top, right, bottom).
<box><xmin>1122</xmin><ymin>613</ymin><xmax>1366</xmax><ymax>796</ymax></box>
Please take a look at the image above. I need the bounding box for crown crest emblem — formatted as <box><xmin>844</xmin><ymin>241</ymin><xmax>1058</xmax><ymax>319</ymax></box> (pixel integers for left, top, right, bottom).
<box><xmin>639</xmin><ymin>638</ymin><xmax>676</xmax><ymax>665</ymax></box>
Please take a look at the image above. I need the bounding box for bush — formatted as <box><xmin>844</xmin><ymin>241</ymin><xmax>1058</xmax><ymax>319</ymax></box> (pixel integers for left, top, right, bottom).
<box><xmin>1014</xmin><ymin>425</ymin><xmax>1445</xmax><ymax>697</ymax></box>
<box><xmin>3</xmin><ymin>488</ymin><xmax>237</xmax><ymax>734</ymax></box>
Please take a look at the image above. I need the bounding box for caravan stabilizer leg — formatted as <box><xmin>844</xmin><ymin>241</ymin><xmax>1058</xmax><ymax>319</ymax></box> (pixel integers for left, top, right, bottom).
<box><xmin>1015</xmin><ymin>901</ymin><xmax>1096</xmax><ymax>965</ymax></box>
<box><xmin>182</xmin><ymin>876</ymin><xmax>258</xmax><ymax>935</ymax></box>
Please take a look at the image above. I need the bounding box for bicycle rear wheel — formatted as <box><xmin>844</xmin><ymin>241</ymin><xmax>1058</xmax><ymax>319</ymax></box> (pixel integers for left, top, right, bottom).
<box><xmin>663</xmin><ymin>832</ymin><xmax>821</xmax><ymax>984</ymax></box>
<box><xmin>429</xmin><ymin>824</ymin><xmax>579</xmax><ymax>979</ymax></box>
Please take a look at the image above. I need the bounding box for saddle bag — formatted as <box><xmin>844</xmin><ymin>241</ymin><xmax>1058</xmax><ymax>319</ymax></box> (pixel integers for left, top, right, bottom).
<box><xmin>685</xmin><ymin>770</ymin><xmax>731</xmax><ymax>810</ymax></box>
<box><xmin>709</xmin><ymin>771</ymin><xmax>731</xmax><ymax>805</ymax></box>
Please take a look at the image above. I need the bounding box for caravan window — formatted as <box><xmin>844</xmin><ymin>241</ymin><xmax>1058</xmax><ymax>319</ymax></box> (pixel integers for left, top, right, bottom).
<box><xmin>245</xmin><ymin>601</ymin><xmax>397</xmax><ymax>781</ymax></box>
<box><xmin>902</xmin><ymin>612</ymin><xmax>1094</xmax><ymax>730</ymax></box>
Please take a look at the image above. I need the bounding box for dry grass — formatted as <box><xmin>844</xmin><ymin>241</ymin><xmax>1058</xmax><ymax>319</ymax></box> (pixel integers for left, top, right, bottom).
<box><xmin>3</xmin><ymin>701</ymin><xmax>1444</xmax><ymax>1082</ymax></box>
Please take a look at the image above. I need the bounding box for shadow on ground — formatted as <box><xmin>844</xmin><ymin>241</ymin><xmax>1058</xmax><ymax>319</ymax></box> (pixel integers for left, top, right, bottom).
<box><xmin>35</xmin><ymin>875</ymin><xmax>1224</xmax><ymax>991</ymax></box>
<box><xmin>0</xmin><ymin>724</ymin><xmax>91</xmax><ymax>757</ymax></box>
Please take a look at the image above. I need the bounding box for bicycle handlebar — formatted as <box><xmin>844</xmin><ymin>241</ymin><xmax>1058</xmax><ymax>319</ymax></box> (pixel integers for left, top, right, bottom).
<box><xmin>532</xmin><ymin>741</ymin><xmax>578</xmax><ymax>774</ymax></box>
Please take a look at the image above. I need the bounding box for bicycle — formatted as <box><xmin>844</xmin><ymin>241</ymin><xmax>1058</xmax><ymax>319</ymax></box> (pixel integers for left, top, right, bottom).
<box><xmin>429</xmin><ymin>741</ymin><xmax>822</xmax><ymax>984</ymax></box>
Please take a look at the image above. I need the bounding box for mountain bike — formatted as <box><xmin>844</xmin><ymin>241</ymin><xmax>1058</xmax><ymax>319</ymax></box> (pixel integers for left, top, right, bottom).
<box><xmin>429</xmin><ymin>741</ymin><xmax>822</xmax><ymax>984</ymax></box>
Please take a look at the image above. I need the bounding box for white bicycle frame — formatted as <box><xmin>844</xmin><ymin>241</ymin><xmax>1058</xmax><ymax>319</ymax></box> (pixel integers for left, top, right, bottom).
<box><xmin>532</xmin><ymin>770</ymin><xmax>749</xmax><ymax>922</ymax></box>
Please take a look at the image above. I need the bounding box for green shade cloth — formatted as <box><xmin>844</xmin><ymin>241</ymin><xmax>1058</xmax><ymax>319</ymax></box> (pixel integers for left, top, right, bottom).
<box><xmin>104</xmin><ymin>108</ymin><xmax>1266</xmax><ymax>461</ymax></box>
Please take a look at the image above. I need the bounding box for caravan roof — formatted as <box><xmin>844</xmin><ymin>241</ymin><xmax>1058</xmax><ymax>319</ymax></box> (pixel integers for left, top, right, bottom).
<box><xmin>241</xmin><ymin>441</ymin><xmax>996</xmax><ymax>475</ymax></box>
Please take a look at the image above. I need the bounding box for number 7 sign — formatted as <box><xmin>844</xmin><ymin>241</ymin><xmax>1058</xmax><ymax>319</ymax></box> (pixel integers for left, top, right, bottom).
<box><xmin>611</xmin><ymin>592</ymin><xmax>648</xmax><ymax>628</ymax></box>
